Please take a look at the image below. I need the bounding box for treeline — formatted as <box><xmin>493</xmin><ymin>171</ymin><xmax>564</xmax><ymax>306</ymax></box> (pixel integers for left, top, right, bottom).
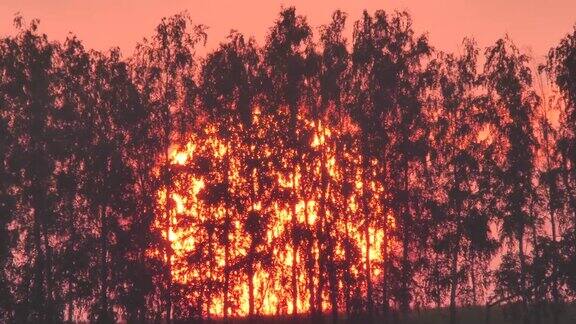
<box><xmin>1</xmin><ymin>7</ymin><xmax>576</xmax><ymax>324</ymax></box>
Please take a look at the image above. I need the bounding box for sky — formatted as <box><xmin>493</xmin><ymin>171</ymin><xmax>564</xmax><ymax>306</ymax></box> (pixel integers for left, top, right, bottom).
<box><xmin>0</xmin><ymin>0</ymin><xmax>575</xmax><ymax>63</ymax></box>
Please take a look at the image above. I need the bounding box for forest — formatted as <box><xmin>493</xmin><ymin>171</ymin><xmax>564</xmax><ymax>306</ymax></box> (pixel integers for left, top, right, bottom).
<box><xmin>1</xmin><ymin>6</ymin><xmax>576</xmax><ymax>324</ymax></box>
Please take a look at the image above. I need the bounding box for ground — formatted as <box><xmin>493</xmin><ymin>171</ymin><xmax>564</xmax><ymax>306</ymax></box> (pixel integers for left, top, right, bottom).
<box><xmin>185</xmin><ymin>304</ymin><xmax>576</xmax><ymax>324</ymax></box>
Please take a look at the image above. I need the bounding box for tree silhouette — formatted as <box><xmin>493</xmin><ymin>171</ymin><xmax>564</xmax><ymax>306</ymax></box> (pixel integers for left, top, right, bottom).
<box><xmin>545</xmin><ymin>25</ymin><xmax>576</xmax><ymax>323</ymax></box>
<box><xmin>199</xmin><ymin>30</ymin><xmax>262</xmax><ymax>318</ymax></box>
<box><xmin>263</xmin><ymin>7</ymin><xmax>312</xmax><ymax>317</ymax></box>
<box><xmin>2</xmin><ymin>7</ymin><xmax>576</xmax><ymax>324</ymax></box>
<box><xmin>130</xmin><ymin>12</ymin><xmax>205</xmax><ymax>323</ymax></box>
<box><xmin>55</xmin><ymin>35</ymin><xmax>96</xmax><ymax>323</ymax></box>
<box><xmin>315</xmin><ymin>11</ymin><xmax>350</xmax><ymax>322</ymax></box>
<box><xmin>350</xmin><ymin>10</ymin><xmax>432</xmax><ymax>320</ymax></box>
<box><xmin>0</xmin><ymin>29</ymin><xmax>17</xmax><ymax>321</ymax></box>
<box><xmin>82</xmin><ymin>48</ymin><xmax>152</xmax><ymax>323</ymax></box>
<box><xmin>427</xmin><ymin>40</ymin><xmax>498</xmax><ymax>324</ymax></box>
<box><xmin>483</xmin><ymin>37</ymin><xmax>539</xmax><ymax>324</ymax></box>
<box><xmin>0</xmin><ymin>17</ymin><xmax>62</xmax><ymax>322</ymax></box>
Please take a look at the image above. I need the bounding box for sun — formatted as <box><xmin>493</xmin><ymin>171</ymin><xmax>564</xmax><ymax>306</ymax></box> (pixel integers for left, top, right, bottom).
<box><xmin>151</xmin><ymin>117</ymin><xmax>395</xmax><ymax>318</ymax></box>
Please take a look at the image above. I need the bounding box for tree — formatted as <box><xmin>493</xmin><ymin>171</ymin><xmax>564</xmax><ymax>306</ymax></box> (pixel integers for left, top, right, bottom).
<box><xmin>0</xmin><ymin>17</ymin><xmax>62</xmax><ymax>322</ymax></box>
<box><xmin>130</xmin><ymin>12</ymin><xmax>205</xmax><ymax>323</ymax></box>
<box><xmin>315</xmin><ymin>11</ymin><xmax>350</xmax><ymax>322</ymax></box>
<box><xmin>79</xmin><ymin>48</ymin><xmax>149</xmax><ymax>323</ymax></box>
<box><xmin>350</xmin><ymin>10</ymin><xmax>432</xmax><ymax>319</ymax></box>
<box><xmin>545</xmin><ymin>25</ymin><xmax>576</xmax><ymax>322</ymax></box>
<box><xmin>428</xmin><ymin>39</ymin><xmax>497</xmax><ymax>324</ymax></box>
<box><xmin>0</xmin><ymin>30</ymin><xmax>17</xmax><ymax>321</ymax></box>
<box><xmin>483</xmin><ymin>37</ymin><xmax>540</xmax><ymax>324</ymax></box>
<box><xmin>199</xmin><ymin>31</ymin><xmax>261</xmax><ymax>318</ymax></box>
<box><xmin>263</xmin><ymin>7</ymin><xmax>313</xmax><ymax>317</ymax></box>
<box><xmin>53</xmin><ymin>35</ymin><xmax>96</xmax><ymax>323</ymax></box>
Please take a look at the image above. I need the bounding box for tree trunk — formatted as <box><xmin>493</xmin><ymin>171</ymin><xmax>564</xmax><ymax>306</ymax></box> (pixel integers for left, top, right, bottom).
<box><xmin>99</xmin><ymin>206</ymin><xmax>109</xmax><ymax>322</ymax></box>
<box><xmin>470</xmin><ymin>252</ymin><xmax>477</xmax><ymax>306</ymax></box>
<box><xmin>343</xmin><ymin>211</ymin><xmax>352</xmax><ymax>319</ymax></box>
<box><xmin>362</xmin><ymin>155</ymin><xmax>373</xmax><ymax>317</ymax></box>
<box><xmin>224</xmin><ymin>154</ymin><xmax>232</xmax><ymax>320</ymax></box>
<box><xmin>549</xmin><ymin>207</ymin><xmax>560</xmax><ymax>324</ymax></box>
<box><xmin>32</xmin><ymin>197</ymin><xmax>46</xmax><ymax>321</ymax></box>
<box><xmin>531</xmin><ymin>222</ymin><xmax>541</xmax><ymax>324</ymax></box>
<box><xmin>449</xmin><ymin>175</ymin><xmax>463</xmax><ymax>324</ymax></box>
<box><xmin>291</xmin><ymin>166</ymin><xmax>299</xmax><ymax>317</ymax></box>
<box><xmin>303</xmin><ymin>199</ymin><xmax>316</xmax><ymax>316</ymax></box>
<box><xmin>43</xmin><ymin>219</ymin><xmax>54</xmax><ymax>322</ymax></box>
<box><xmin>164</xmin><ymin>150</ymin><xmax>173</xmax><ymax>324</ymax></box>
<box><xmin>328</xmin><ymin>247</ymin><xmax>339</xmax><ymax>324</ymax></box>
<box><xmin>518</xmin><ymin>232</ymin><xmax>529</xmax><ymax>324</ymax></box>
<box><xmin>381</xmin><ymin>159</ymin><xmax>390</xmax><ymax>322</ymax></box>
<box><xmin>224</xmin><ymin>220</ymin><xmax>230</xmax><ymax>320</ymax></box>
<box><xmin>381</xmin><ymin>229</ymin><xmax>389</xmax><ymax>323</ymax></box>
<box><xmin>315</xmin><ymin>192</ymin><xmax>324</xmax><ymax>316</ymax></box>
<box><xmin>400</xmin><ymin>158</ymin><xmax>411</xmax><ymax>318</ymax></box>
<box><xmin>207</xmin><ymin>231</ymin><xmax>213</xmax><ymax>319</ymax></box>
<box><xmin>139</xmin><ymin>250</ymin><xmax>147</xmax><ymax>323</ymax></box>
<box><xmin>67</xmin><ymin>297</ymin><xmax>73</xmax><ymax>323</ymax></box>
<box><xmin>248</xmin><ymin>258</ymin><xmax>255</xmax><ymax>318</ymax></box>
<box><xmin>449</xmin><ymin>246</ymin><xmax>458</xmax><ymax>324</ymax></box>
<box><xmin>542</xmin><ymin>102</ymin><xmax>561</xmax><ymax>324</ymax></box>
<box><xmin>248</xmin><ymin>163</ymin><xmax>258</xmax><ymax>319</ymax></box>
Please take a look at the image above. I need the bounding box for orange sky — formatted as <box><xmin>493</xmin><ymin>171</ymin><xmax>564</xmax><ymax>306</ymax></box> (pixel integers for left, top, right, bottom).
<box><xmin>1</xmin><ymin>0</ymin><xmax>575</xmax><ymax>62</ymax></box>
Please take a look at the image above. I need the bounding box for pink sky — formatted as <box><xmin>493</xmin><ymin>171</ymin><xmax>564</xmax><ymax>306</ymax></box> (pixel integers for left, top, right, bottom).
<box><xmin>1</xmin><ymin>0</ymin><xmax>574</xmax><ymax>62</ymax></box>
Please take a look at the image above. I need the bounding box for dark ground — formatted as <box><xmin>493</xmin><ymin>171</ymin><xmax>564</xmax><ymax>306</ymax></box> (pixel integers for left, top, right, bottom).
<box><xmin>183</xmin><ymin>304</ymin><xmax>576</xmax><ymax>324</ymax></box>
